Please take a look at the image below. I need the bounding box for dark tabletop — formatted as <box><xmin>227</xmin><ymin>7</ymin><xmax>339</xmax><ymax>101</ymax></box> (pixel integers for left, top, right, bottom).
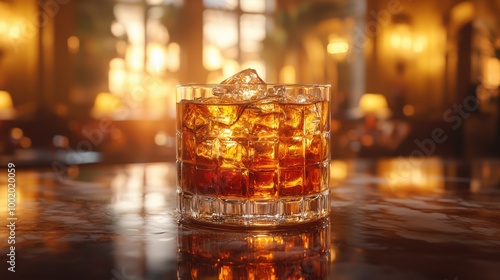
<box><xmin>0</xmin><ymin>158</ymin><xmax>499</xmax><ymax>280</ymax></box>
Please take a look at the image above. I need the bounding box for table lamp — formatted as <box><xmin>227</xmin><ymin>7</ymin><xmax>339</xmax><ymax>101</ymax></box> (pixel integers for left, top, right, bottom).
<box><xmin>0</xmin><ymin>90</ymin><xmax>15</xmax><ymax>119</ymax></box>
<box><xmin>358</xmin><ymin>93</ymin><xmax>391</xmax><ymax>119</ymax></box>
<box><xmin>91</xmin><ymin>92</ymin><xmax>123</xmax><ymax>119</ymax></box>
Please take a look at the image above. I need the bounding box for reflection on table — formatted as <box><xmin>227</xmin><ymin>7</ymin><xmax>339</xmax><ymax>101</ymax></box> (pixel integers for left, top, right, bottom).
<box><xmin>178</xmin><ymin>220</ymin><xmax>330</xmax><ymax>279</ymax></box>
<box><xmin>0</xmin><ymin>158</ymin><xmax>499</xmax><ymax>279</ymax></box>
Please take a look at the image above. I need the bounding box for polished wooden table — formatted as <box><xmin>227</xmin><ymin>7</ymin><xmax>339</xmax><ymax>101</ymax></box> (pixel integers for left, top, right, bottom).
<box><xmin>1</xmin><ymin>158</ymin><xmax>499</xmax><ymax>279</ymax></box>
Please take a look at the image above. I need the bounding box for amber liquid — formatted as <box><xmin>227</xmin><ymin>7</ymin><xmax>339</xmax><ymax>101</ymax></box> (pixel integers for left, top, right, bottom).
<box><xmin>177</xmin><ymin>96</ymin><xmax>330</xmax><ymax>225</ymax></box>
<box><xmin>177</xmin><ymin>99</ymin><xmax>329</xmax><ymax>197</ymax></box>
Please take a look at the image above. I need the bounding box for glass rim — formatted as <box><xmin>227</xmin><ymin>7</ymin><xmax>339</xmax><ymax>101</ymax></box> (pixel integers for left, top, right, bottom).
<box><xmin>176</xmin><ymin>83</ymin><xmax>331</xmax><ymax>88</ymax></box>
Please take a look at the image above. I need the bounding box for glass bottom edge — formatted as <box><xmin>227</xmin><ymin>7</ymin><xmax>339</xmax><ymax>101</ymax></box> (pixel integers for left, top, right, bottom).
<box><xmin>177</xmin><ymin>190</ymin><xmax>331</xmax><ymax>227</ymax></box>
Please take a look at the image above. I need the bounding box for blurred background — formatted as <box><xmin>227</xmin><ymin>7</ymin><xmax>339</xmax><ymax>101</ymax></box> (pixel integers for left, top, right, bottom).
<box><xmin>0</xmin><ymin>0</ymin><xmax>499</xmax><ymax>166</ymax></box>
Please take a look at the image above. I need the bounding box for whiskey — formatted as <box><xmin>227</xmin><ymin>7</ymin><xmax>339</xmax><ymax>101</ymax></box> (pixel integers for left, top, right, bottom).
<box><xmin>177</xmin><ymin>71</ymin><xmax>330</xmax><ymax>226</ymax></box>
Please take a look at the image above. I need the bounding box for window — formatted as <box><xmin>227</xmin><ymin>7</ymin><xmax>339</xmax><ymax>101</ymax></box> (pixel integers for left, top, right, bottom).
<box><xmin>101</xmin><ymin>0</ymin><xmax>183</xmax><ymax>119</ymax></box>
<box><xmin>203</xmin><ymin>0</ymin><xmax>275</xmax><ymax>81</ymax></box>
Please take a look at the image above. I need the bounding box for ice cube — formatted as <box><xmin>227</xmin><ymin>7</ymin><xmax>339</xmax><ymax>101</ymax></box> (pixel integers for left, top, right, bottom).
<box><xmin>220</xmin><ymin>68</ymin><xmax>265</xmax><ymax>85</ymax></box>
<box><xmin>296</xmin><ymin>94</ymin><xmax>308</xmax><ymax>103</ymax></box>
<box><xmin>266</xmin><ymin>85</ymin><xmax>286</xmax><ymax>99</ymax></box>
<box><xmin>214</xmin><ymin>68</ymin><xmax>267</xmax><ymax>102</ymax></box>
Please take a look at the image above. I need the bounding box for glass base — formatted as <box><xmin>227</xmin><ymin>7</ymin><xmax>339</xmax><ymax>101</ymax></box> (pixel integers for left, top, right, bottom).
<box><xmin>177</xmin><ymin>189</ymin><xmax>330</xmax><ymax>227</ymax></box>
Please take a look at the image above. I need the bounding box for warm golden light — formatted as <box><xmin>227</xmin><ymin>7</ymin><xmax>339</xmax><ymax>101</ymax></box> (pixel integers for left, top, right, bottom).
<box><xmin>203</xmin><ymin>44</ymin><xmax>223</xmax><ymax>71</ymax></box>
<box><xmin>0</xmin><ymin>90</ymin><xmax>13</xmax><ymax>110</ymax></box>
<box><xmin>167</xmin><ymin>42</ymin><xmax>181</xmax><ymax>72</ymax></box>
<box><xmin>411</xmin><ymin>35</ymin><xmax>427</xmax><ymax>53</ymax></box>
<box><xmin>111</xmin><ymin>21</ymin><xmax>126</xmax><ymax>37</ymax></box>
<box><xmin>0</xmin><ymin>3</ymin><xmax>25</xmax><ymax>45</ymax></box>
<box><xmin>109</xmin><ymin>58</ymin><xmax>128</xmax><ymax>95</ymax></box>
<box><xmin>165</xmin><ymin>79</ymin><xmax>178</xmax><ymax>119</ymax></box>
<box><xmin>252</xmin><ymin>235</ymin><xmax>274</xmax><ymax>248</ymax></box>
<box><xmin>330</xmin><ymin>160</ymin><xmax>348</xmax><ymax>185</ymax></box>
<box><xmin>203</xmin><ymin>10</ymin><xmax>238</xmax><ymax>49</ymax></box>
<box><xmin>92</xmin><ymin>92</ymin><xmax>124</xmax><ymax>119</ymax></box>
<box><xmin>483</xmin><ymin>57</ymin><xmax>500</xmax><ymax>88</ymax></box>
<box><xmin>450</xmin><ymin>2</ymin><xmax>474</xmax><ymax>27</ymax></box>
<box><xmin>222</xmin><ymin>59</ymin><xmax>240</xmax><ymax>79</ymax></box>
<box><xmin>327</xmin><ymin>40</ymin><xmax>349</xmax><ymax>55</ymax></box>
<box><xmin>106</xmin><ymin>3</ymin><xmax>178</xmax><ymax>120</ymax></box>
<box><xmin>279</xmin><ymin>65</ymin><xmax>296</xmax><ymax>84</ymax></box>
<box><xmin>147</xmin><ymin>43</ymin><xmax>168</xmax><ymax>74</ymax></box>
<box><xmin>387</xmin><ymin>23</ymin><xmax>428</xmax><ymax>63</ymax></box>
<box><xmin>0</xmin><ymin>91</ymin><xmax>15</xmax><ymax>119</ymax></box>
<box><xmin>358</xmin><ymin>93</ymin><xmax>391</xmax><ymax>118</ymax></box>
<box><xmin>403</xmin><ymin>104</ymin><xmax>415</xmax><ymax>116</ymax></box>
<box><xmin>127</xmin><ymin>71</ymin><xmax>143</xmax><ymax>92</ymax></box>
<box><xmin>8</xmin><ymin>20</ymin><xmax>24</xmax><ymax>40</ymax></box>
<box><xmin>126</xmin><ymin>44</ymin><xmax>145</xmax><ymax>71</ymax></box>
<box><xmin>154</xmin><ymin>131</ymin><xmax>168</xmax><ymax>146</ymax></box>
<box><xmin>240</xmin><ymin>0</ymin><xmax>266</xmax><ymax>13</ymax></box>
<box><xmin>67</xmin><ymin>36</ymin><xmax>80</xmax><ymax>54</ymax></box>
<box><xmin>219</xmin><ymin>265</ymin><xmax>231</xmax><ymax>279</ymax></box>
<box><xmin>20</xmin><ymin>137</ymin><xmax>32</xmax><ymax>149</ymax></box>
<box><xmin>147</xmin><ymin>84</ymin><xmax>168</xmax><ymax>118</ymax></box>
<box><xmin>241</xmin><ymin>60</ymin><xmax>266</xmax><ymax>79</ymax></box>
<box><xmin>10</xmin><ymin>128</ymin><xmax>23</xmax><ymax>141</ymax></box>
<box><xmin>109</xmin><ymin>78</ymin><xmax>127</xmax><ymax>97</ymax></box>
<box><xmin>390</xmin><ymin>24</ymin><xmax>412</xmax><ymax>47</ymax></box>
<box><xmin>377</xmin><ymin>158</ymin><xmax>444</xmax><ymax>196</ymax></box>
<box><xmin>0</xmin><ymin>17</ymin><xmax>7</xmax><ymax>36</ymax></box>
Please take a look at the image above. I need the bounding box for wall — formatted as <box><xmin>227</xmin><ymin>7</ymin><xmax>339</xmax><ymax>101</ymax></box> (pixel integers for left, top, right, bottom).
<box><xmin>365</xmin><ymin>0</ymin><xmax>452</xmax><ymax>118</ymax></box>
<box><xmin>1</xmin><ymin>0</ymin><xmax>39</xmax><ymax>107</ymax></box>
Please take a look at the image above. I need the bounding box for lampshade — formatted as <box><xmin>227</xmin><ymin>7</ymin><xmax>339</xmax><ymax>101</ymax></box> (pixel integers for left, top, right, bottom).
<box><xmin>0</xmin><ymin>90</ymin><xmax>15</xmax><ymax>119</ymax></box>
<box><xmin>358</xmin><ymin>93</ymin><xmax>391</xmax><ymax>118</ymax></box>
<box><xmin>91</xmin><ymin>92</ymin><xmax>124</xmax><ymax>119</ymax></box>
<box><xmin>483</xmin><ymin>57</ymin><xmax>500</xmax><ymax>89</ymax></box>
